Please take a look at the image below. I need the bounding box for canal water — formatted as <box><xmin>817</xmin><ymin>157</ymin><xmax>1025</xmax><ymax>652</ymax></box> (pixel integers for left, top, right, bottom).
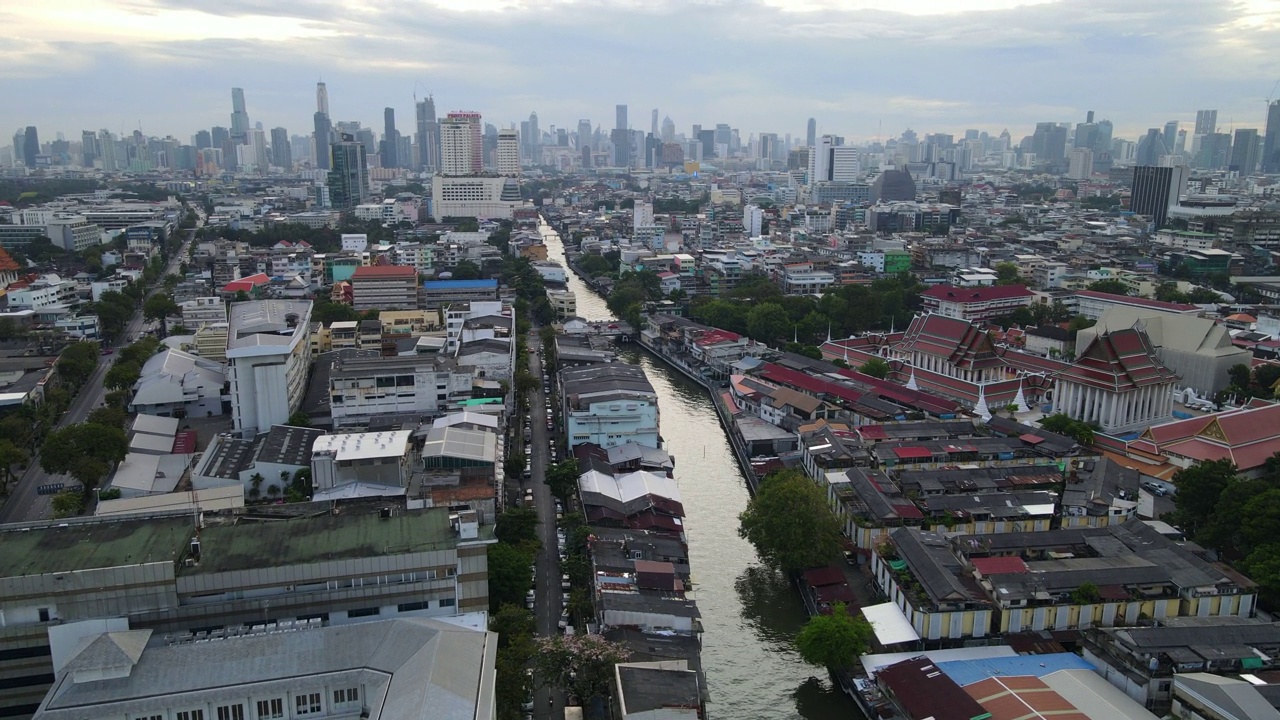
<box><xmin>539</xmin><ymin>222</ymin><xmax>860</xmax><ymax>719</ymax></box>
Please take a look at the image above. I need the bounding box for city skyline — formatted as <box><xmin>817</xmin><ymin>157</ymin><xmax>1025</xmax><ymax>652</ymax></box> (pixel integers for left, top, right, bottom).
<box><xmin>3</xmin><ymin>0</ymin><xmax>1278</xmax><ymax>143</ymax></box>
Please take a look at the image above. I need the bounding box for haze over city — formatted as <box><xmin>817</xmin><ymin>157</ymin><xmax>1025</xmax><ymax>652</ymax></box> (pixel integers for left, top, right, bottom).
<box><xmin>4</xmin><ymin>0</ymin><xmax>1280</xmax><ymax>141</ymax></box>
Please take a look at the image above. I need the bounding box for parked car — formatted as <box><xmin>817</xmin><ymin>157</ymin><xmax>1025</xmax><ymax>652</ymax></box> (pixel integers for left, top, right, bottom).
<box><xmin>1141</xmin><ymin>481</ymin><xmax>1168</xmax><ymax>496</ymax></box>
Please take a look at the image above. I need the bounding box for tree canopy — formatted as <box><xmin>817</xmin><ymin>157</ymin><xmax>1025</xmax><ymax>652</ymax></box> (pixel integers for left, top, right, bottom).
<box><xmin>1086</xmin><ymin>279</ymin><xmax>1130</xmax><ymax>296</ymax></box>
<box><xmin>487</xmin><ymin>542</ymin><xmax>534</xmax><ymax>614</ymax></box>
<box><xmin>795</xmin><ymin>603</ymin><xmax>874</xmax><ymax>668</ymax></box>
<box><xmin>739</xmin><ymin>469</ymin><xmax>843</xmax><ymax>574</ymax></box>
<box><xmin>494</xmin><ymin>506</ymin><xmax>540</xmax><ymax>546</ymax></box>
<box><xmin>545</xmin><ymin>458</ymin><xmax>579</xmax><ymax>502</ymax></box>
<box><xmin>533</xmin><ymin>634</ymin><xmax>630</xmax><ymax>702</ymax></box>
<box><xmin>39</xmin><ymin>422</ymin><xmax>128</xmax><ymax>493</ymax></box>
<box><xmin>859</xmin><ymin>358</ymin><xmax>891</xmax><ymax>379</ymax></box>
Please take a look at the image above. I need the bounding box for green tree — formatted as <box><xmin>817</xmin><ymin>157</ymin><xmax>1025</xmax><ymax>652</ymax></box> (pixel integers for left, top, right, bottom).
<box><xmin>104</xmin><ymin>360</ymin><xmax>141</xmax><ymax>391</ymax></box>
<box><xmin>691</xmin><ymin>299</ymin><xmax>748</xmax><ymax>335</ymax></box>
<box><xmin>51</xmin><ymin>489</ymin><xmax>85</xmax><ymax>518</ymax></box>
<box><xmin>487</xmin><ymin>542</ymin><xmax>534</xmax><ymax>613</ymax></box>
<box><xmin>86</xmin><ymin>405</ymin><xmax>127</xmax><ymax>429</ymax></box>
<box><xmin>286</xmin><ymin>411</ymin><xmax>311</xmax><ymax>427</ymax></box>
<box><xmin>993</xmin><ymin>262</ymin><xmax>1022</xmax><ymax>286</ymax></box>
<box><xmin>119</xmin><ymin>335</ymin><xmax>162</xmax><ymax>366</ymax></box>
<box><xmin>1243</xmin><ymin>544</ymin><xmax>1280</xmax><ymax>609</ymax></box>
<box><xmin>143</xmin><ymin>293</ymin><xmax>179</xmax><ymax>335</ymax></box>
<box><xmin>859</xmin><ymin>358</ymin><xmax>891</xmax><ymax>379</ymax></box>
<box><xmin>495</xmin><ymin>506</ymin><xmax>540</xmax><ymax>546</ymax></box>
<box><xmin>1070</xmin><ymin>581</ymin><xmax>1101</xmax><ymax>604</ymax></box>
<box><xmin>1086</xmin><ymin>279</ymin><xmax>1130</xmax><ymax>296</ymax></box>
<box><xmin>795</xmin><ymin>603</ymin><xmax>874</xmax><ymax>668</ymax></box>
<box><xmin>57</xmin><ymin>341</ymin><xmax>101</xmax><ymax>389</ymax></box>
<box><xmin>545</xmin><ymin>458</ymin><xmax>579</xmax><ymax>502</ymax></box>
<box><xmin>1169</xmin><ymin>459</ymin><xmax>1238</xmax><ymax>537</ymax></box>
<box><xmin>1228</xmin><ymin>363</ymin><xmax>1254</xmax><ymax>394</ymax></box>
<box><xmin>0</xmin><ymin>439</ymin><xmax>29</xmax><ymax>493</ymax></box>
<box><xmin>746</xmin><ymin>302</ymin><xmax>791</xmax><ymax>345</ymax></box>
<box><xmin>533</xmin><ymin>634</ymin><xmax>630</xmax><ymax>703</ymax></box>
<box><xmin>452</xmin><ymin>260</ymin><xmax>482</xmax><ymax>280</ymax></box>
<box><xmin>1255</xmin><ymin>365</ymin><xmax>1280</xmax><ymax>397</ymax></box>
<box><xmin>39</xmin><ymin>422</ymin><xmax>129</xmax><ymax>494</ymax></box>
<box><xmin>739</xmin><ymin>469</ymin><xmax>843</xmax><ymax>573</ymax></box>
<box><xmin>1239</xmin><ymin>489</ymin><xmax>1280</xmax><ymax>555</ymax></box>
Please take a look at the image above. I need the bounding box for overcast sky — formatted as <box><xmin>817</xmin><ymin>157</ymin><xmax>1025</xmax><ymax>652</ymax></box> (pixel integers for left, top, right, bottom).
<box><xmin>4</xmin><ymin>0</ymin><xmax>1279</xmax><ymax>146</ymax></box>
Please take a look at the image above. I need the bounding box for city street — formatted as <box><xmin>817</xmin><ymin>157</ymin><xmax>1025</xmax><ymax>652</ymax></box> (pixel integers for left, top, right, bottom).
<box><xmin>526</xmin><ymin>328</ymin><xmax>564</xmax><ymax>720</ymax></box>
<box><xmin>0</xmin><ymin>229</ymin><xmax>193</xmax><ymax>524</ymax></box>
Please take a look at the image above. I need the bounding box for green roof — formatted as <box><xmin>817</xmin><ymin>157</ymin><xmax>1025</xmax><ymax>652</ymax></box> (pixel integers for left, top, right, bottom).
<box><xmin>0</xmin><ymin>516</ymin><xmax>194</xmax><ymax>578</ymax></box>
<box><xmin>186</xmin><ymin>507</ymin><xmax>493</xmax><ymax>574</ymax></box>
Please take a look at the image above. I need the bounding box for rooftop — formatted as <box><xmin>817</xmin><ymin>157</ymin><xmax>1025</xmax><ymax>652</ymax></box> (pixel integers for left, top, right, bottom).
<box><xmin>0</xmin><ymin>515</ymin><xmax>194</xmax><ymax>578</ymax></box>
<box><xmin>312</xmin><ymin>429</ymin><xmax>413</xmax><ymax>462</ymax></box>
<box><xmin>256</xmin><ymin>424</ymin><xmax>326</xmax><ymax>467</ymax></box>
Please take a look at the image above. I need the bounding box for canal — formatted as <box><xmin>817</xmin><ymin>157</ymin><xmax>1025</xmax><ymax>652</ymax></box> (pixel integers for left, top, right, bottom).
<box><xmin>539</xmin><ymin>222</ymin><xmax>860</xmax><ymax>719</ymax></box>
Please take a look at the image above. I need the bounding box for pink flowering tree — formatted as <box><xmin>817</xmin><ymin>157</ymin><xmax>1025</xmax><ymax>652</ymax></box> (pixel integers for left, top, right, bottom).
<box><xmin>533</xmin><ymin>633</ymin><xmax>630</xmax><ymax>702</ymax></box>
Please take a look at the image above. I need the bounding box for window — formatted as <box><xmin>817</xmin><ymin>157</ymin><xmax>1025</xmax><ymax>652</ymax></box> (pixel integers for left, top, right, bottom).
<box><xmin>255</xmin><ymin>699</ymin><xmax>283</xmax><ymax>719</ymax></box>
<box><xmin>333</xmin><ymin>687</ymin><xmax>359</xmax><ymax>706</ymax></box>
<box><xmin>37</xmin><ymin>608</ymin><xmax>50</xmax><ymax>622</ymax></box>
<box><xmin>295</xmin><ymin>693</ymin><xmax>322</xmax><ymax>715</ymax></box>
<box><xmin>216</xmin><ymin>705</ymin><xmax>245</xmax><ymax>720</ymax></box>
<box><xmin>347</xmin><ymin>607</ymin><xmax>380</xmax><ymax>618</ymax></box>
<box><xmin>134</xmin><ymin>715</ymin><xmax>163</xmax><ymax>720</ymax></box>
<box><xmin>177</xmin><ymin>712</ymin><xmax>205</xmax><ymax>720</ymax></box>
<box><xmin>440</xmin><ymin>597</ymin><xmax>456</xmax><ymax>607</ymax></box>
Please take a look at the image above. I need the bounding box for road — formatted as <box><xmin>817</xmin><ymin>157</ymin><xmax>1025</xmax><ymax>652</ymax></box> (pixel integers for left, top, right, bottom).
<box><xmin>526</xmin><ymin>328</ymin><xmax>565</xmax><ymax>720</ymax></box>
<box><xmin>0</xmin><ymin>230</ymin><xmax>193</xmax><ymax>524</ymax></box>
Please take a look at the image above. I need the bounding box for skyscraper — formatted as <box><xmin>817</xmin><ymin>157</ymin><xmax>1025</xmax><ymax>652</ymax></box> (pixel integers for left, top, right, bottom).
<box><xmin>660</xmin><ymin>116</ymin><xmax>674</xmax><ymax>143</ymax></box>
<box><xmin>415</xmin><ymin>95</ymin><xmax>437</xmax><ymax>172</ymax></box>
<box><xmin>270</xmin><ymin>127</ymin><xmax>291</xmax><ymax>169</ymax></box>
<box><xmin>1162</xmin><ymin>121</ymin><xmax>1178</xmax><ymax>157</ymax></box>
<box><xmin>81</xmin><ymin>130</ymin><xmax>97</xmax><ymax>168</ymax></box>
<box><xmin>1231</xmin><ymin>129</ymin><xmax>1261</xmax><ymax>173</ymax></box>
<box><xmin>22</xmin><ymin>126</ymin><xmax>38</xmax><ymax>167</ymax></box>
<box><xmin>806</xmin><ymin>118</ymin><xmax>816</xmax><ymax>148</ymax></box>
<box><xmin>612</xmin><ymin>105</ymin><xmax>630</xmax><ymax>167</ymax></box>
<box><xmin>230</xmin><ymin>88</ymin><xmax>250</xmax><ymax>144</ymax></box>
<box><xmin>327</xmin><ymin>133</ymin><xmax>369</xmax><ymax>210</ymax></box>
<box><xmin>1135</xmin><ymin>129</ymin><xmax>1166</xmax><ymax>166</ymax></box>
<box><xmin>382</xmin><ymin>107</ymin><xmax>399</xmax><ymax>168</ymax></box>
<box><xmin>1131</xmin><ymin>165</ymin><xmax>1187</xmax><ymax>230</ymax></box>
<box><xmin>316</xmin><ymin>82</ymin><xmax>329</xmax><ymax>116</ymax></box>
<box><xmin>441</xmin><ymin>111</ymin><xmax>483</xmax><ymax>175</ymax></box>
<box><xmin>195</xmin><ymin>130</ymin><xmax>212</xmax><ymax>150</ymax></box>
<box><xmin>1195</xmin><ymin>109</ymin><xmax>1217</xmax><ymax>136</ymax></box>
<box><xmin>651</xmin><ymin>109</ymin><xmax>659</xmax><ymax>138</ymax></box>
<box><xmin>496</xmin><ymin>129</ymin><xmax>520</xmax><ymax>176</ymax></box>
<box><xmin>1031</xmin><ymin>122</ymin><xmax>1067</xmax><ymax>164</ymax></box>
<box><xmin>1094</xmin><ymin>120</ymin><xmax>1114</xmax><ymax>156</ymax></box>
<box><xmin>577</xmin><ymin>120</ymin><xmax>592</xmax><ymax>150</ymax></box>
<box><xmin>313</xmin><ymin>113</ymin><xmax>332</xmax><ymax>169</ymax></box>
<box><xmin>1264</xmin><ymin>100</ymin><xmax>1280</xmax><ymax>174</ymax></box>
<box><xmin>616</xmin><ymin>105</ymin><xmax>627</xmax><ymax>132</ymax></box>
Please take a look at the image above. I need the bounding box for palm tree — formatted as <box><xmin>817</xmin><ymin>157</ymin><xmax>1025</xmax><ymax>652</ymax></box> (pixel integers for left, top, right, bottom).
<box><xmin>266</xmin><ymin>484</ymin><xmax>281</xmax><ymax>500</ymax></box>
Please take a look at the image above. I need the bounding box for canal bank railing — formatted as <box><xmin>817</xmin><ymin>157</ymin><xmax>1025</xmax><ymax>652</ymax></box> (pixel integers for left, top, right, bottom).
<box><xmin>636</xmin><ymin>335</ymin><xmax>762</xmax><ymax>495</ymax></box>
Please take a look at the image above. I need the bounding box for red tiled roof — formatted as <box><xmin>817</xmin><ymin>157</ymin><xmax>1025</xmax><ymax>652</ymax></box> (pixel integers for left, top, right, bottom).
<box><xmin>1054</xmin><ymin>328</ymin><xmax>1178</xmax><ymax>391</ymax></box>
<box><xmin>802</xmin><ymin>566</ymin><xmax>847</xmax><ymax>588</ymax></box>
<box><xmin>0</xmin><ymin>247</ymin><xmax>20</xmax><ymax>273</ymax></box>
<box><xmin>352</xmin><ymin>265</ymin><xmax>416</xmax><ymax>279</ymax></box>
<box><xmin>222</xmin><ymin>272</ymin><xmax>270</xmax><ymax>292</ymax></box>
<box><xmin>171</xmin><ymin>429</ymin><xmax>197</xmax><ymax>454</ymax></box>
<box><xmin>972</xmin><ymin>556</ymin><xmax>1028</xmax><ymax>575</ymax></box>
<box><xmin>893</xmin><ymin>446</ymin><xmax>934</xmax><ymax>459</ymax></box>
<box><xmin>1075</xmin><ymin>289</ymin><xmax>1199</xmax><ymax>312</ymax></box>
<box><xmin>923</xmin><ymin>284</ymin><xmax>1034</xmax><ymax>302</ymax></box>
<box><xmin>897</xmin><ymin>314</ymin><xmax>1005</xmax><ymax>370</ymax></box>
<box><xmin>691</xmin><ymin>328</ymin><xmax>742</xmax><ymax>346</ymax></box>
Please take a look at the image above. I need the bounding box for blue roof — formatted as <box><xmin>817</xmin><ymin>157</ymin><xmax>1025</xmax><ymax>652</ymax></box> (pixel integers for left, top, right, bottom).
<box><xmin>424</xmin><ymin>279</ymin><xmax>498</xmax><ymax>289</ymax></box>
<box><xmin>935</xmin><ymin>653</ymin><xmax>1094</xmax><ymax>687</ymax></box>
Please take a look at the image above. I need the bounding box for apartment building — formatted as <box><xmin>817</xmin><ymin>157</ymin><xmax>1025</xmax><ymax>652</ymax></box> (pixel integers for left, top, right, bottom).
<box><xmin>920</xmin><ymin>284</ymin><xmax>1034</xmax><ymax>323</ymax></box>
<box><xmin>329</xmin><ymin>354</ymin><xmax>472</xmax><ymax>428</ymax></box>
<box><xmin>350</xmin><ymin>265</ymin><xmax>419</xmax><ymax>311</ymax></box>
<box><xmin>561</xmin><ymin>364</ymin><xmax>660</xmax><ymax>450</ymax></box>
<box><xmin>226</xmin><ymin>300</ymin><xmax>313</xmax><ymax>438</ymax></box>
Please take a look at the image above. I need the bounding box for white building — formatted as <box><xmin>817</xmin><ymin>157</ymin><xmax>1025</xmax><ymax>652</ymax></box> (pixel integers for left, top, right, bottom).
<box><xmin>531</xmin><ymin>261</ymin><xmax>566</xmax><ymax>284</ymax></box>
<box><xmin>52</xmin><ymin>315</ymin><xmax>100</xmax><ymax>340</ymax></box>
<box><xmin>1068</xmin><ymin>147</ymin><xmax>1094</xmax><ymax>180</ymax></box>
<box><xmin>743</xmin><ymin>204</ymin><xmax>763</xmax><ymax>237</ymax></box>
<box><xmin>178</xmin><ymin>297</ymin><xmax>227</xmax><ymax>329</ymax></box>
<box><xmin>130</xmin><ymin>348</ymin><xmax>226</xmax><ymax>418</ymax></box>
<box><xmin>6</xmin><ymin>274</ymin><xmax>78</xmax><ymax>314</ymax></box>
<box><xmin>561</xmin><ymin>364</ymin><xmax>660</xmax><ymax>450</ymax></box>
<box><xmin>329</xmin><ymin>354</ymin><xmax>472</xmax><ymax>428</ymax></box>
<box><xmin>444</xmin><ymin>300</ymin><xmax>510</xmax><ymax>353</ymax></box>
<box><xmin>45</xmin><ymin>216</ymin><xmax>103</xmax><ymax>253</ymax></box>
<box><xmin>496</xmin><ymin>128</ymin><xmax>520</xmax><ymax>176</ymax></box>
<box><xmin>311</xmin><ymin>429</ymin><xmax>414</xmax><ymax>496</ymax></box>
<box><xmin>31</xmin><ymin>618</ymin><xmax>497</xmax><ymax>720</ymax></box>
<box><xmin>226</xmin><ymin>300</ymin><xmax>313</xmax><ymax>438</ymax></box>
<box><xmin>431</xmin><ymin>176</ymin><xmax>522</xmax><ymax>220</ymax></box>
<box><xmin>633</xmin><ymin>201</ymin><xmax>654</xmax><ymax>231</ymax></box>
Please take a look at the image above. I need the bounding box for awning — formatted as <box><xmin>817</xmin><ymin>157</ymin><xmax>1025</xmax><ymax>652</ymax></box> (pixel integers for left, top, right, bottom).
<box><xmin>862</xmin><ymin>602</ymin><xmax>921</xmax><ymax>646</ymax></box>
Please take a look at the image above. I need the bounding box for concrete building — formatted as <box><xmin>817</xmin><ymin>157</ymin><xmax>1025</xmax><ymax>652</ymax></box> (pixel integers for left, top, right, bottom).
<box><xmin>1054</xmin><ymin>328</ymin><xmax>1178</xmax><ymax>434</ymax></box>
<box><xmin>0</xmin><ymin>506</ymin><xmax>494</xmax><ymax>718</ymax></box>
<box><xmin>430</xmin><ymin>176</ymin><xmax>522</xmax><ymax>220</ymax></box>
<box><xmin>920</xmin><ymin>284</ymin><xmax>1034</xmax><ymax>323</ymax></box>
<box><xmin>351</xmin><ymin>265</ymin><xmax>418</xmax><ymax>311</ymax></box>
<box><xmin>45</xmin><ymin>216</ymin><xmax>102</xmax><ymax>253</ymax></box>
<box><xmin>129</xmin><ymin>348</ymin><xmax>226</xmax><ymax>418</ymax></box>
<box><xmin>31</xmin><ymin>617</ymin><xmax>496</xmax><ymax>720</ymax></box>
<box><xmin>1131</xmin><ymin>165</ymin><xmax>1188</xmax><ymax>230</ymax></box>
<box><xmin>226</xmin><ymin>300</ymin><xmax>313</xmax><ymax>438</ymax></box>
<box><xmin>440</xmin><ymin>111</ymin><xmax>483</xmax><ymax>176</ymax></box>
<box><xmin>561</xmin><ymin>364</ymin><xmax>660</xmax><ymax>450</ymax></box>
<box><xmin>1073</xmin><ymin>289</ymin><xmax>1200</xmax><ymax>321</ymax></box>
<box><xmin>495</xmin><ymin>128</ymin><xmax>519</xmax><ymax>176</ymax></box>
<box><xmin>178</xmin><ymin>297</ymin><xmax>227</xmax><ymax>329</ymax></box>
<box><xmin>1077</xmin><ymin>306</ymin><xmax>1250</xmax><ymax>397</ymax></box>
<box><xmin>311</xmin><ymin>429</ymin><xmax>414</xmax><ymax>497</ymax></box>
<box><xmin>329</xmin><ymin>354</ymin><xmax>472</xmax><ymax>429</ymax></box>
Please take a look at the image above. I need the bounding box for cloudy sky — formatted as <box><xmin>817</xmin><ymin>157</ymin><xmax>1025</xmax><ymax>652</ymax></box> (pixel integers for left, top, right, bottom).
<box><xmin>4</xmin><ymin>0</ymin><xmax>1279</xmax><ymax>146</ymax></box>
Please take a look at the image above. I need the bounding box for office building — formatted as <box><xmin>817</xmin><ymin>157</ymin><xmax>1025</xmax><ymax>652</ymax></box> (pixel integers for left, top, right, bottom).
<box><xmin>1067</xmin><ymin>147</ymin><xmax>1094</xmax><ymax>179</ymax></box>
<box><xmin>1162</xmin><ymin>120</ymin><xmax>1178</xmax><ymax>157</ymax></box>
<box><xmin>226</xmin><ymin>299</ymin><xmax>313</xmax><ymax>438</ymax></box>
<box><xmin>45</xmin><ymin>215</ymin><xmax>103</xmax><ymax>252</ymax></box>
<box><xmin>496</xmin><ymin>128</ymin><xmax>520</xmax><ymax>176</ymax></box>
<box><xmin>1196</xmin><ymin>132</ymin><xmax>1232</xmax><ymax>170</ymax></box>
<box><xmin>1136</xmin><ymin>128</ymin><xmax>1167</xmax><ymax>166</ymax></box>
<box><xmin>313</xmin><ymin>112</ymin><xmax>331</xmax><ymax>169</ymax></box>
<box><xmin>1265</xmin><ymin>100</ymin><xmax>1280</xmax><ymax>173</ymax></box>
<box><xmin>440</xmin><ymin>111</ymin><xmax>483</xmax><ymax>175</ymax></box>
<box><xmin>315</xmin><ymin>81</ymin><xmax>329</xmax><ymax>115</ymax></box>
<box><xmin>431</xmin><ymin>176</ymin><xmax>521</xmax><ymax>219</ymax></box>
<box><xmin>79</xmin><ymin>130</ymin><xmax>96</xmax><ymax>167</ymax></box>
<box><xmin>1195</xmin><ymin>109</ymin><xmax>1218</xmax><ymax>135</ymax></box>
<box><xmin>329</xmin><ymin>354</ymin><xmax>473</xmax><ymax>428</ymax></box>
<box><xmin>351</xmin><ymin>265</ymin><xmax>418</xmax><ymax>310</ymax></box>
<box><xmin>616</xmin><ymin>104</ymin><xmax>628</xmax><ymax>133</ymax></box>
<box><xmin>1130</xmin><ymin>165</ymin><xmax>1188</xmax><ymax>229</ymax></box>
<box><xmin>381</xmin><ymin>107</ymin><xmax>399</xmax><ymax>168</ymax></box>
<box><xmin>0</xmin><ymin>506</ymin><xmax>494</xmax><ymax>718</ymax></box>
<box><xmin>1231</xmin><ymin>128</ymin><xmax>1260</xmax><ymax>173</ymax></box>
<box><xmin>22</xmin><ymin>126</ymin><xmax>38</xmax><ymax>167</ymax></box>
<box><xmin>1031</xmin><ymin>122</ymin><xmax>1067</xmax><ymax>164</ymax></box>
<box><xmin>269</xmin><ymin>127</ymin><xmax>290</xmax><ymax>169</ymax></box>
<box><xmin>229</xmin><ymin>88</ymin><xmax>250</xmax><ymax>144</ymax></box>
<box><xmin>577</xmin><ymin>119</ymin><xmax>592</xmax><ymax>150</ymax></box>
<box><xmin>326</xmin><ymin>134</ymin><xmax>369</xmax><ymax>211</ymax></box>
<box><xmin>806</xmin><ymin>117</ymin><xmax>816</xmax><ymax>148</ymax></box>
<box><xmin>415</xmin><ymin>94</ymin><xmax>437</xmax><ymax>172</ymax></box>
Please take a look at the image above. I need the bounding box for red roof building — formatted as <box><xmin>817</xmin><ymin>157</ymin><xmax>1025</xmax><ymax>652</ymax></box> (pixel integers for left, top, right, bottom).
<box><xmin>1133</xmin><ymin>402</ymin><xmax>1280</xmax><ymax>476</ymax></box>
<box><xmin>1054</xmin><ymin>328</ymin><xmax>1178</xmax><ymax>435</ymax></box>
<box><xmin>921</xmin><ymin>284</ymin><xmax>1034</xmax><ymax>323</ymax></box>
<box><xmin>350</xmin><ymin>265</ymin><xmax>418</xmax><ymax>311</ymax></box>
<box><xmin>1074</xmin><ymin>289</ymin><xmax>1200</xmax><ymax>320</ymax></box>
<box><xmin>222</xmin><ymin>272</ymin><xmax>270</xmax><ymax>297</ymax></box>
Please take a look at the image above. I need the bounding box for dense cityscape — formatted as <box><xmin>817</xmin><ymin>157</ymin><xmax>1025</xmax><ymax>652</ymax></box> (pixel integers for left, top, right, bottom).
<box><xmin>3</xmin><ymin>9</ymin><xmax>1280</xmax><ymax>720</ymax></box>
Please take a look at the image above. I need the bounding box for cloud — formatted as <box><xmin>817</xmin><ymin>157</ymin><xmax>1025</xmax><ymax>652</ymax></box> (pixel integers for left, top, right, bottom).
<box><xmin>3</xmin><ymin>0</ymin><xmax>1278</xmax><ymax>145</ymax></box>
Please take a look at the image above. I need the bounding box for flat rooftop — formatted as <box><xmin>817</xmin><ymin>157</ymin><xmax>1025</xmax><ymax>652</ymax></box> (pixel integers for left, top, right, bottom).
<box><xmin>188</xmin><ymin>506</ymin><xmax>491</xmax><ymax>574</ymax></box>
<box><xmin>0</xmin><ymin>516</ymin><xmax>194</xmax><ymax>577</ymax></box>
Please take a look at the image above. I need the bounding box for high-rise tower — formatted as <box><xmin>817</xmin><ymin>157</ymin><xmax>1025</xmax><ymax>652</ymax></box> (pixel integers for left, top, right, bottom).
<box><xmin>316</xmin><ymin>82</ymin><xmax>329</xmax><ymax>116</ymax></box>
<box><xmin>441</xmin><ymin>111</ymin><xmax>483</xmax><ymax>175</ymax></box>
<box><xmin>496</xmin><ymin>128</ymin><xmax>520</xmax><ymax>176</ymax></box>
<box><xmin>806</xmin><ymin>118</ymin><xmax>816</xmax><ymax>148</ymax></box>
<box><xmin>1264</xmin><ymin>100</ymin><xmax>1280</xmax><ymax>174</ymax></box>
<box><xmin>1194</xmin><ymin>110</ymin><xmax>1217</xmax><ymax>136</ymax></box>
<box><xmin>22</xmin><ymin>126</ymin><xmax>39</xmax><ymax>167</ymax></box>
<box><xmin>382</xmin><ymin>107</ymin><xmax>399</xmax><ymax>168</ymax></box>
<box><xmin>230</xmin><ymin>88</ymin><xmax>250</xmax><ymax>144</ymax></box>
<box><xmin>415</xmin><ymin>95</ymin><xmax>438</xmax><ymax>172</ymax></box>
<box><xmin>327</xmin><ymin>133</ymin><xmax>369</xmax><ymax>209</ymax></box>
